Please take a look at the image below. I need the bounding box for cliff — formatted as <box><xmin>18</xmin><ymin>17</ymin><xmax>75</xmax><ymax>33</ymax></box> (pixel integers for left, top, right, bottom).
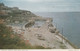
<box><xmin>23</xmin><ymin>19</ymin><xmax>76</xmax><ymax>49</ymax></box>
<box><xmin>0</xmin><ymin>3</ymin><xmax>77</xmax><ymax>49</ymax></box>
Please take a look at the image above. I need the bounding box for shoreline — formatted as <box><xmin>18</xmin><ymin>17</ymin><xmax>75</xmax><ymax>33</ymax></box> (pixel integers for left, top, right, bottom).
<box><xmin>0</xmin><ymin>3</ymin><xmax>78</xmax><ymax>49</ymax></box>
<box><xmin>7</xmin><ymin>17</ymin><xmax>77</xmax><ymax>49</ymax></box>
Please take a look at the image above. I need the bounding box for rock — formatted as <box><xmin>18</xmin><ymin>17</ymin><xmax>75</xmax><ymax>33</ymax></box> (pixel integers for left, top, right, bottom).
<box><xmin>49</xmin><ymin>27</ymin><xmax>56</xmax><ymax>33</ymax></box>
<box><xmin>55</xmin><ymin>30</ymin><xmax>60</xmax><ymax>34</ymax></box>
<box><xmin>35</xmin><ymin>34</ymin><xmax>45</xmax><ymax>40</ymax></box>
<box><xmin>49</xmin><ymin>29</ymin><xmax>55</xmax><ymax>33</ymax></box>
<box><xmin>48</xmin><ymin>23</ymin><xmax>54</xmax><ymax>27</ymax></box>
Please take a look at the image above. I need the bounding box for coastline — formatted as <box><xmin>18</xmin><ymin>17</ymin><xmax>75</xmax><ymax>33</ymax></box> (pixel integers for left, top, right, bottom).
<box><xmin>0</xmin><ymin>3</ymin><xmax>78</xmax><ymax>49</ymax></box>
<box><xmin>9</xmin><ymin>16</ymin><xmax>77</xmax><ymax>49</ymax></box>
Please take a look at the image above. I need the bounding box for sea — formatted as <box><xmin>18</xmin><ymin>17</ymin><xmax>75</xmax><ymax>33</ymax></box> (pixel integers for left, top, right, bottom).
<box><xmin>34</xmin><ymin>12</ymin><xmax>80</xmax><ymax>48</ymax></box>
<box><xmin>1</xmin><ymin>0</ymin><xmax>80</xmax><ymax>49</ymax></box>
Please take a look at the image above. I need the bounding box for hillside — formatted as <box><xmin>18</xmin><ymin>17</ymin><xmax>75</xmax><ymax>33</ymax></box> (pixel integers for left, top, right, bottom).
<box><xmin>0</xmin><ymin>23</ymin><xmax>50</xmax><ymax>49</ymax></box>
<box><xmin>0</xmin><ymin>3</ymin><xmax>77</xmax><ymax>49</ymax></box>
<box><xmin>0</xmin><ymin>3</ymin><xmax>37</xmax><ymax>23</ymax></box>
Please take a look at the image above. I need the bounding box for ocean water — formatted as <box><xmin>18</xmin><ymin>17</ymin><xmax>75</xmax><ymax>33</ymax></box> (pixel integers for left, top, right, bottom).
<box><xmin>1</xmin><ymin>0</ymin><xmax>80</xmax><ymax>48</ymax></box>
<box><xmin>34</xmin><ymin>12</ymin><xmax>80</xmax><ymax>48</ymax></box>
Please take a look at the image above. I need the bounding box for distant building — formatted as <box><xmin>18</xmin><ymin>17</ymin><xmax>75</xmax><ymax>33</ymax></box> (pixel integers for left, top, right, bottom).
<box><xmin>26</xmin><ymin>11</ymin><xmax>31</xmax><ymax>15</ymax></box>
<box><xmin>12</xmin><ymin>7</ymin><xmax>19</xmax><ymax>10</ymax></box>
<box><xmin>21</xmin><ymin>11</ymin><xmax>31</xmax><ymax>15</ymax></box>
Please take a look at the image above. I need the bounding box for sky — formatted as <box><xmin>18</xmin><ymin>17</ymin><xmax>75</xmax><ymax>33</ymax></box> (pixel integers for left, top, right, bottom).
<box><xmin>0</xmin><ymin>0</ymin><xmax>80</xmax><ymax>12</ymax></box>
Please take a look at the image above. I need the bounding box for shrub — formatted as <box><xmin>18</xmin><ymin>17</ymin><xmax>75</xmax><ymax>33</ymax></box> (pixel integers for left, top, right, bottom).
<box><xmin>0</xmin><ymin>24</ymin><xmax>46</xmax><ymax>49</ymax></box>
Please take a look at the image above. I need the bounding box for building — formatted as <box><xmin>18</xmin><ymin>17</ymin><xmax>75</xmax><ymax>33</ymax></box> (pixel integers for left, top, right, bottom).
<box><xmin>12</xmin><ymin>7</ymin><xmax>19</xmax><ymax>10</ymax></box>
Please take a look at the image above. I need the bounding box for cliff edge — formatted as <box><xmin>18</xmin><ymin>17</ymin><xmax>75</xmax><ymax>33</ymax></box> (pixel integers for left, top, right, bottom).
<box><xmin>0</xmin><ymin>3</ymin><xmax>77</xmax><ymax>49</ymax></box>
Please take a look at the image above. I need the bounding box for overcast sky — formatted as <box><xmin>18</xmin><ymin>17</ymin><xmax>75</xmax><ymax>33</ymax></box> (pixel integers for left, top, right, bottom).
<box><xmin>1</xmin><ymin>0</ymin><xmax>80</xmax><ymax>12</ymax></box>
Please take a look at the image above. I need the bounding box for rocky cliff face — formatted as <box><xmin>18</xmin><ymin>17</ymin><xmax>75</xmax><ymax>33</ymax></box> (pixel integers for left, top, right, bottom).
<box><xmin>23</xmin><ymin>20</ymin><xmax>75</xmax><ymax>49</ymax></box>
